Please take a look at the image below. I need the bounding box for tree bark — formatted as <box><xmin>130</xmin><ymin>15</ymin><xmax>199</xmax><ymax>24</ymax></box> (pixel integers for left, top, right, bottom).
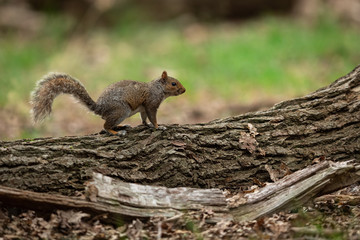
<box><xmin>1</xmin><ymin>65</ymin><xmax>360</xmax><ymax>195</ymax></box>
<box><xmin>0</xmin><ymin>161</ymin><xmax>358</xmax><ymax>223</ymax></box>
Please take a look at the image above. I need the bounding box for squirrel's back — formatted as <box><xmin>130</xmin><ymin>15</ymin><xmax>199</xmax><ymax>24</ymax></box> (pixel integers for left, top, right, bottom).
<box><xmin>30</xmin><ymin>73</ymin><xmax>96</xmax><ymax>123</ymax></box>
<box><xmin>94</xmin><ymin>80</ymin><xmax>150</xmax><ymax>116</ymax></box>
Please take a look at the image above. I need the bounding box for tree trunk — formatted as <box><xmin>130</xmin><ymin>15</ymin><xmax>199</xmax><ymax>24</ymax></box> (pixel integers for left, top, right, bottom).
<box><xmin>1</xmin><ymin>65</ymin><xmax>360</xmax><ymax>195</ymax></box>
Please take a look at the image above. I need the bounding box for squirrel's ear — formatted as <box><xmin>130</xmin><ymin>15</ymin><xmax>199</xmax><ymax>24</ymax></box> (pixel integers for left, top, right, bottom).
<box><xmin>161</xmin><ymin>71</ymin><xmax>168</xmax><ymax>79</ymax></box>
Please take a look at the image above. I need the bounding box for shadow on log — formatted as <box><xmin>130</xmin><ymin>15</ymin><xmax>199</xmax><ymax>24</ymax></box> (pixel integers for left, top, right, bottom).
<box><xmin>0</xmin><ymin>65</ymin><xmax>360</xmax><ymax>196</ymax></box>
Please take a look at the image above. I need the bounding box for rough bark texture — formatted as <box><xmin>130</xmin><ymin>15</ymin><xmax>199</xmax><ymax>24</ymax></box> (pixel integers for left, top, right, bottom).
<box><xmin>1</xmin><ymin>65</ymin><xmax>360</xmax><ymax>195</ymax></box>
<box><xmin>0</xmin><ymin>161</ymin><xmax>358</xmax><ymax>223</ymax></box>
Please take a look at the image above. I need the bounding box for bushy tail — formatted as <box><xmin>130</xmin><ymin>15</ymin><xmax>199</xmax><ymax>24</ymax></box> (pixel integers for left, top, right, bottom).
<box><xmin>30</xmin><ymin>72</ymin><xmax>97</xmax><ymax>123</ymax></box>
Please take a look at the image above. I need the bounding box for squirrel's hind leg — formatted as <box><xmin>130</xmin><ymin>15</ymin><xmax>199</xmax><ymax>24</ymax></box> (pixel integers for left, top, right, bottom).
<box><xmin>103</xmin><ymin>108</ymin><xmax>131</xmax><ymax>135</ymax></box>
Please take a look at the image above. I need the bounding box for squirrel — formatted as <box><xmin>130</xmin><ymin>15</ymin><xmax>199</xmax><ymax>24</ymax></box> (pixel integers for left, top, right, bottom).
<box><xmin>30</xmin><ymin>71</ymin><xmax>186</xmax><ymax>135</ymax></box>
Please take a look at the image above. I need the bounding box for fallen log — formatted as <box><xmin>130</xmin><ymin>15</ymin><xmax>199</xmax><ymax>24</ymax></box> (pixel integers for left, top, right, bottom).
<box><xmin>315</xmin><ymin>194</ymin><xmax>360</xmax><ymax>206</ymax></box>
<box><xmin>0</xmin><ymin>174</ymin><xmax>230</xmax><ymax>223</ymax></box>
<box><xmin>0</xmin><ymin>161</ymin><xmax>358</xmax><ymax>223</ymax></box>
<box><xmin>230</xmin><ymin>160</ymin><xmax>360</xmax><ymax>221</ymax></box>
<box><xmin>1</xmin><ymin>65</ymin><xmax>360</xmax><ymax>194</ymax></box>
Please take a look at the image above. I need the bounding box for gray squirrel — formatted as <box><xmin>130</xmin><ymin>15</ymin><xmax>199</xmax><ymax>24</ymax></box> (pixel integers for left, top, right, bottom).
<box><xmin>30</xmin><ymin>71</ymin><xmax>186</xmax><ymax>135</ymax></box>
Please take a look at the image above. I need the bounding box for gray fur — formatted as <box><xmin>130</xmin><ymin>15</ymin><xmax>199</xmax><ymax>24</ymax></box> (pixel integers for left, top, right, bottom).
<box><xmin>30</xmin><ymin>71</ymin><xmax>186</xmax><ymax>133</ymax></box>
<box><xmin>30</xmin><ymin>72</ymin><xmax>96</xmax><ymax>123</ymax></box>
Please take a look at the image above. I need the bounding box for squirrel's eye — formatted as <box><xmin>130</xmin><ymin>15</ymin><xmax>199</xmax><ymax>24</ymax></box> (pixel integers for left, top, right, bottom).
<box><xmin>171</xmin><ymin>82</ymin><xmax>177</xmax><ymax>86</ymax></box>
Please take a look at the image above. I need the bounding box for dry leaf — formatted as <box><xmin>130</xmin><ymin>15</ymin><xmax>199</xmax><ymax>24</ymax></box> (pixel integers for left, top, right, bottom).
<box><xmin>312</xmin><ymin>155</ymin><xmax>325</xmax><ymax>164</ymax></box>
<box><xmin>280</xmin><ymin>162</ymin><xmax>292</xmax><ymax>176</ymax></box>
<box><xmin>85</xmin><ymin>184</ymin><xmax>98</xmax><ymax>202</ymax></box>
<box><xmin>253</xmin><ymin>177</ymin><xmax>266</xmax><ymax>187</ymax></box>
<box><xmin>239</xmin><ymin>132</ymin><xmax>258</xmax><ymax>154</ymax></box>
<box><xmin>265</xmin><ymin>164</ymin><xmax>281</xmax><ymax>182</ymax></box>
<box><xmin>227</xmin><ymin>192</ymin><xmax>247</xmax><ymax>208</ymax></box>
<box><xmin>239</xmin><ymin>124</ymin><xmax>265</xmax><ymax>155</ymax></box>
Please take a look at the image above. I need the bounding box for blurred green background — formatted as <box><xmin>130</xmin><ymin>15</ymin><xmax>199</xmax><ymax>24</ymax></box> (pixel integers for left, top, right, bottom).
<box><xmin>0</xmin><ymin>0</ymin><xmax>360</xmax><ymax>140</ymax></box>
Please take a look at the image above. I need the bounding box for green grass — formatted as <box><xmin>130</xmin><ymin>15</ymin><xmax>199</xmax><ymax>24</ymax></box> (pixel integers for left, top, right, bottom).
<box><xmin>106</xmin><ymin>14</ymin><xmax>360</xmax><ymax>101</ymax></box>
<box><xmin>0</xmin><ymin>14</ymin><xmax>72</xmax><ymax>107</ymax></box>
<box><xmin>0</xmin><ymin>12</ymin><xmax>359</xmax><ymax>136</ymax></box>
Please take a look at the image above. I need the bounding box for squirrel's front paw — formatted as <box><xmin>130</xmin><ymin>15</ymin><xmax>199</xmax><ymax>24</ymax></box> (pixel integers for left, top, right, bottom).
<box><xmin>116</xmin><ymin>130</ymin><xmax>127</xmax><ymax>136</ymax></box>
<box><xmin>146</xmin><ymin>123</ymin><xmax>155</xmax><ymax>128</ymax></box>
<box><xmin>146</xmin><ymin>123</ymin><xmax>166</xmax><ymax>130</ymax></box>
